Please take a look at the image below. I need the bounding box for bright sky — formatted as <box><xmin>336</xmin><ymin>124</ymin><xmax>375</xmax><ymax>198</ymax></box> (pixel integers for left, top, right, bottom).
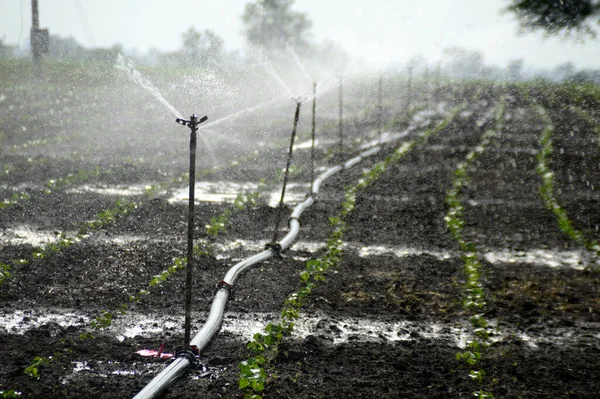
<box><xmin>1</xmin><ymin>0</ymin><xmax>599</xmax><ymax>70</ymax></box>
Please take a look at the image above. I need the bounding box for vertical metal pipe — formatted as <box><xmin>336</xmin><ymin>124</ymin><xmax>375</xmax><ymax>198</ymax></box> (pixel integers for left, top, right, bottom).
<box><xmin>184</xmin><ymin>119</ymin><xmax>198</xmax><ymax>346</ymax></box>
<box><xmin>425</xmin><ymin>65</ymin><xmax>430</xmax><ymax>112</ymax></box>
<box><xmin>378</xmin><ymin>74</ymin><xmax>383</xmax><ymax>142</ymax></box>
<box><xmin>272</xmin><ymin>102</ymin><xmax>301</xmax><ymax>244</ymax></box>
<box><xmin>436</xmin><ymin>61</ymin><xmax>442</xmax><ymax>101</ymax></box>
<box><xmin>407</xmin><ymin>66</ymin><xmax>412</xmax><ymax>116</ymax></box>
<box><xmin>338</xmin><ymin>79</ymin><xmax>343</xmax><ymax>153</ymax></box>
<box><xmin>311</xmin><ymin>83</ymin><xmax>317</xmax><ymax>192</ymax></box>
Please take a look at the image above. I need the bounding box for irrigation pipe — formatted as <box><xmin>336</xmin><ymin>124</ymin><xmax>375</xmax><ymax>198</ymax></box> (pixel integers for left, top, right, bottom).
<box><xmin>133</xmin><ymin>111</ymin><xmax>435</xmax><ymax>399</ymax></box>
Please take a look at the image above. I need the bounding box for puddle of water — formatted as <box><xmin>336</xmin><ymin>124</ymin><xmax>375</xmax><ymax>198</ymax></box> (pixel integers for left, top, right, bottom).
<box><xmin>484</xmin><ymin>249</ymin><xmax>588</xmax><ymax>269</ymax></box>
<box><xmin>358</xmin><ymin>244</ymin><xmax>455</xmax><ymax>261</ymax></box>
<box><xmin>170</xmin><ymin>181</ymin><xmax>310</xmax><ymax>207</ymax></box>
<box><xmin>3</xmin><ymin>308</ymin><xmax>597</xmax><ymax>353</ymax></box>
<box><xmin>267</xmin><ymin>182</ymin><xmax>311</xmax><ymax>207</ymax></box>
<box><xmin>68</xmin><ymin>184</ymin><xmax>151</xmax><ymax>196</ymax></box>
<box><xmin>0</xmin><ymin>226</ymin><xmax>60</xmax><ymax>246</ymax></box>
<box><xmin>357</xmin><ymin>243</ymin><xmax>589</xmax><ymax>270</ymax></box>
<box><xmin>168</xmin><ymin>181</ymin><xmax>259</xmax><ymax>204</ymax></box>
<box><xmin>66</xmin><ymin>359</ymin><xmax>223</xmax><ymax>383</ymax></box>
<box><xmin>213</xmin><ymin>239</ymin><xmax>325</xmax><ymax>255</ymax></box>
<box><xmin>294</xmin><ymin>139</ymin><xmax>318</xmax><ymax>150</ymax></box>
<box><xmin>0</xmin><ymin>309</ymin><xmax>89</xmax><ymax>334</ymax></box>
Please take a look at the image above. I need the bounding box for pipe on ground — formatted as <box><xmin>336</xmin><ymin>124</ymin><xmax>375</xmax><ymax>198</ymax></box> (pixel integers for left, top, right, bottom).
<box><xmin>132</xmin><ymin>126</ymin><xmax>423</xmax><ymax>398</ymax></box>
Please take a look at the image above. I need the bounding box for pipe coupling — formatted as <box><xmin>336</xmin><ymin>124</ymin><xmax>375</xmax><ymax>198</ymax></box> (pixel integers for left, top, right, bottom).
<box><xmin>215</xmin><ymin>280</ymin><xmax>235</xmax><ymax>299</ymax></box>
<box><xmin>264</xmin><ymin>242</ymin><xmax>283</xmax><ymax>259</ymax></box>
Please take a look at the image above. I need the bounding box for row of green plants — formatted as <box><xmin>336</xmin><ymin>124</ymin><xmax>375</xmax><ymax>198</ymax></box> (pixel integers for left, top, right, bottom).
<box><xmin>238</xmin><ymin>107</ymin><xmax>461</xmax><ymax>399</ymax></box>
<box><xmin>534</xmin><ymin>104</ymin><xmax>600</xmax><ymax>268</ymax></box>
<box><xmin>444</xmin><ymin>99</ymin><xmax>505</xmax><ymax>399</ymax></box>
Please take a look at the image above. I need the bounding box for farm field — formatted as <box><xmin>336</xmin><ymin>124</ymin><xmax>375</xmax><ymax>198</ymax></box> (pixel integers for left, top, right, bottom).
<box><xmin>0</xmin><ymin>60</ymin><xmax>599</xmax><ymax>398</ymax></box>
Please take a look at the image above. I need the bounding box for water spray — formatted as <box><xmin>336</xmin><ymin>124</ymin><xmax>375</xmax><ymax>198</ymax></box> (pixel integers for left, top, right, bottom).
<box><xmin>175</xmin><ymin>114</ymin><xmax>208</xmax><ymax>346</ymax></box>
<box><xmin>270</xmin><ymin>100</ymin><xmax>302</xmax><ymax>247</ymax></box>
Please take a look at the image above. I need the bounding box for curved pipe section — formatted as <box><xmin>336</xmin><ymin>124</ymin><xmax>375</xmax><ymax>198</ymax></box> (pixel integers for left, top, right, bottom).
<box><xmin>133</xmin><ymin>125</ymin><xmax>420</xmax><ymax>399</ymax></box>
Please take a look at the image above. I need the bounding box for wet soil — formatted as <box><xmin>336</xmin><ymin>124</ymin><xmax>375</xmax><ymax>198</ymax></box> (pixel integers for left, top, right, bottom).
<box><xmin>1</xmin><ymin>83</ymin><xmax>599</xmax><ymax>398</ymax></box>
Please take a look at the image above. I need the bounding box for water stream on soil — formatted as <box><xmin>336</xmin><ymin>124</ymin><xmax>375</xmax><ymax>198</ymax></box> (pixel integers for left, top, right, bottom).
<box><xmin>0</xmin><ymin>227</ymin><xmax>590</xmax><ymax>270</ymax></box>
<box><xmin>2</xmin><ymin>308</ymin><xmax>597</xmax><ymax>352</ymax></box>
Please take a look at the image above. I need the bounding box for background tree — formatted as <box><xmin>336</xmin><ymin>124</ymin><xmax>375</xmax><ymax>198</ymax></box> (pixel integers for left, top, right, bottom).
<box><xmin>241</xmin><ymin>0</ymin><xmax>312</xmax><ymax>51</ymax></box>
<box><xmin>506</xmin><ymin>0</ymin><xmax>600</xmax><ymax>36</ymax></box>
<box><xmin>507</xmin><ymin>59</ymin><xmax>525</xmax><ymax>81</ymax></box>
<box><xmin>179</xmin><ymin>27</ymin><xmax>225</xmax><ymax>67</ymax></box>
<box><xmin>443</xmin><ymin>47</ymin><xmax>485</xmax><ymax>80</ymax></box>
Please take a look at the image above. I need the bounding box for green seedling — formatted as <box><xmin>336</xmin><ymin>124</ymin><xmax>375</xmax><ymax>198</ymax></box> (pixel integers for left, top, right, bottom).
<box><xmin>444</xmin><ymin>99</ymin><xmax>505</xmax><ymax>397</ymax></box>
<box><xmin>535</xmin><ymin>105</ymin><xmax>600</xmax><ymax>269</ymax></box>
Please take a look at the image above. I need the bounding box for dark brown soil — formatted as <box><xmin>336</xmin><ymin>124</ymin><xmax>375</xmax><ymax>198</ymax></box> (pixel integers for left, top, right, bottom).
<box><xmin>1</xmin><ymin>82</ymin><xmax>599</xmax><ymax>399</ymax></box>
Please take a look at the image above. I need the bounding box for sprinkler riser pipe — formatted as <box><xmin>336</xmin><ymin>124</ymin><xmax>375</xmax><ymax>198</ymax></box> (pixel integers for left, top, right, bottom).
<box><xmin>378</xmin><ymin>74</ymin><xmax>383</xmax><ymax>142</ymax></box>
<box><xmin>311</xmin><ymin>82</ymin><xmax>317</xmax><ymax>191</ymax></box>
<box><xmin>339</xmin><ymin>80</ymin><xmax>343</xmax><ymax>152</ymax></box>
<box><xmin>272</xmin><ymin>102</ymin><xmax>302</xmax><ymax>243</ymax></box>
<box><xmin>184</xmin><ymin>126</ymin><xmax>197</xmax><ymax>346</ymax></box>
<box><xmin>173</xmin><ymin>114</ymin><xmax>207</xmax><ymax>348</ymax></box>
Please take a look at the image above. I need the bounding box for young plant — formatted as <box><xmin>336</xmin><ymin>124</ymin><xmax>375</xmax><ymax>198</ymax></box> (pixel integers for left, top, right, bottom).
<box><xmin>444</xmin><ymin>99</ymin><xmax>505</xmax><ymax>399</ymax></box>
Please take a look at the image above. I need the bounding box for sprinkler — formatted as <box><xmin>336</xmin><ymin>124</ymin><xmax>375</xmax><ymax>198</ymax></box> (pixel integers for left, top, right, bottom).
<box><xmin>407</xmin><ymin>66</ymin><xmax>413</xmax><ymax>116</ymax></box>
<box><xmin>175</xmin><ymin>114</ymin><xmax>208</xmax><ymax>347</ymax></box>
<box><xmin>311</xmin><ymin>82</ymin><xmax>317</xmax><ymax>193</ymax></box>
<box><xmin>378</xmin><ymin>74</ymin><xmax>383</xmax><ymax>143</ymax></box>
<box><xmin>271</xmin><ymin>100</ymin><xmax>302</xmax><ymax>247</ymax></box>
<box><xmin>338</xmin><ymin>78</ymin><xmax>344</xmax><ymax>153</ymax></box>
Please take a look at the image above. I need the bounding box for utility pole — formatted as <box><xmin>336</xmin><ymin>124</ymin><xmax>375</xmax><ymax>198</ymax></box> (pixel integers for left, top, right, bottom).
<box><xmin>31</xmin><ymin>0</ymin><xmax>49</xmax><ymax>79</ymax></box>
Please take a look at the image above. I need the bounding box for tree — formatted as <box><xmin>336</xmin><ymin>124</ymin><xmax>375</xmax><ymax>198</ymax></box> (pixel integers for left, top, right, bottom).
<box><xmin>443</xmin><ymin>47</ymin><xmax>485</xmax><ymax>80</ymax></box>
<box><xmin>507</xmin><ymin>59</ymin><xmax>525</xmax><ymax>81</ymax></box>
<box><xmin>241</xmin><ymin>0</ymin><xmax>312</xmax><ymax>51</ymax></box>
<box><xmin>506</xmin><ymin>0</ymin><xmax>600</xmax><ymax>36</ymax></box>
<box><xmin>180</xmin><ymin>27</ymin><xmax>225</xmax><ymax>67</ymax></box>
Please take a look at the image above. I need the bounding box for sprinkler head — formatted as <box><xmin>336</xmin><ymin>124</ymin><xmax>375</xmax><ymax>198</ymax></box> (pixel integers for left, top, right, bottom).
<box><xmin>175</xmin><ymin>115</ymin><xmax>208</xmax><ymax>128</ymax></box>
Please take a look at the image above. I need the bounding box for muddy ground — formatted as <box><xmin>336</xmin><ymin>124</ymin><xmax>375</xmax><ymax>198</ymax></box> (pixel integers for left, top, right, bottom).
<box><xmin>1</xmin><ymin>80</ymin><xmax>599</xmax><ymax>398</ymax></box>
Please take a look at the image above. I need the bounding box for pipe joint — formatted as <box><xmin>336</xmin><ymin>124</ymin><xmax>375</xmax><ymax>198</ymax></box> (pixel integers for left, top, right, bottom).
<box><xmin>264</xmin><ymin>242</ymin><xmax>284</xmax><ymax>259</ymax></box>
<box><xmin>174</xmin><ymin>348</ymin><xmax>199</xmax><ymax>366</ymax></box>
<box><xmin>216</xmin><ymin>280</ymin><xmax>235</xmax><ymax>299</ymax></box>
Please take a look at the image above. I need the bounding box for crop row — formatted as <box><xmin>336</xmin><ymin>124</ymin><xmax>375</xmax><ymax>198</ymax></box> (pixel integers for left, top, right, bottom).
<box><xmin>445</xmin><ymin>97</ymin><xmax>505</xmax><ymax>399</ymax></box>
<box><xmin>238</xmin><ymin>107</ymin><xmax>460</xmax><ymax>399</ymax></box>
<box><xmin>533</xmin><ymin>103</ymin><xmax>600</xmax><ymax>268</ymax></box>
